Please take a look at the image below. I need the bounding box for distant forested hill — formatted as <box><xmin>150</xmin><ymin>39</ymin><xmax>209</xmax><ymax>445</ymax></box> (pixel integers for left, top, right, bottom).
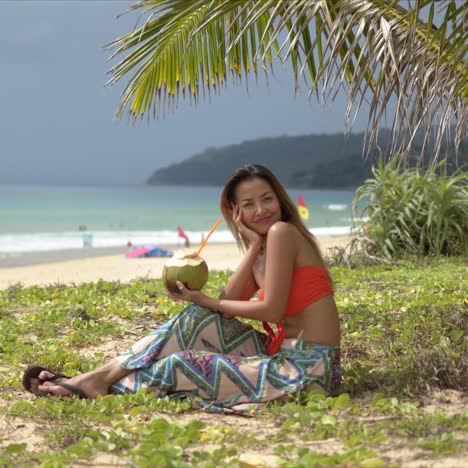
<box><xmin>146</xmin><ymin>131</ymin><xmax>459</xmax><ymax>189</ymax></box>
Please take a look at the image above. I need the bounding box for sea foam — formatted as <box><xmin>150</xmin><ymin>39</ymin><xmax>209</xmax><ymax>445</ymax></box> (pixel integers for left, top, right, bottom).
<box><xmin>327</xmin><ymin>204</ymin><xmax>348</xmax><ymax>211</ymax></box>
<box><xmin>0</xmin><ymin>227</ymin><xmax>352</xmax><ymax>253</ymax></box>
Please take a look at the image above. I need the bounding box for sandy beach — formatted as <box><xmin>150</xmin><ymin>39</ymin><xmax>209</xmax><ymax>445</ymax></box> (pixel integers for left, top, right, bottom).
<box><xmin>0</xmin><ymin>236</ymin><xmax>349</xmax><ymax>290</ymax></box>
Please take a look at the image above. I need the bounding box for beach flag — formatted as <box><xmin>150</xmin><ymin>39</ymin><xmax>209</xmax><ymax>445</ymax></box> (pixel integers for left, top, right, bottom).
<box><xmin>297</xmin><ymin>194</ymin><xmax>309</xmax><ymax>221</ymax></box>
<box><xmin>177</xmin><ymin>226</ymin><xmax>189</xmax><ymax>241</ymax></box>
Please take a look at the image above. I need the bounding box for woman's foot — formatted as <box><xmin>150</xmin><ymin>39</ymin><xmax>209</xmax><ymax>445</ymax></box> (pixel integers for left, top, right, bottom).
<box><xmin>37</xmin><ymin>372</ymin><xmax>110</xmax><ymax>399</ymax></box>
<box><xmin>27</xmin><ymin>360</ymin><xmax>132</xmax><ymax>399</ymax></box>
<box><xmin>26</xmin><ymin>369</ymin><xmax>67</xmax><ymax>395</ymax></box>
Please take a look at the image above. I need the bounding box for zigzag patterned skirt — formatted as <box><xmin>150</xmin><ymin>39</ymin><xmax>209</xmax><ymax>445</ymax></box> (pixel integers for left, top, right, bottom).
<box><xmin>110</xmin><ymin>305</ymin><xmax>341</xmax><ymax>414</ymax></box>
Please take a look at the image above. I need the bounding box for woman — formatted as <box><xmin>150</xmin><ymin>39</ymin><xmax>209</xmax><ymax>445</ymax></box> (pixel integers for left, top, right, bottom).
<box><xmin>23</xmin><ymin>164</ymin><xmax>341</xmax><ymax>413</ymax></box>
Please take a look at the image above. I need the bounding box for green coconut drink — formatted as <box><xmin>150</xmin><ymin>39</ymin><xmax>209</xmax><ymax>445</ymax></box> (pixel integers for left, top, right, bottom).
<box><xmin>163</xmin><ymin>250</ymin><xmax>209</xmax><ymax>294</ymax></box>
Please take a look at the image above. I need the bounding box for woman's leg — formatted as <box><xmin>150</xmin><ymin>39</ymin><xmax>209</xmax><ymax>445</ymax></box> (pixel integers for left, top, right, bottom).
<box><xmin>36</xmin><ymin>304</ymin><xmax>268</xmax><ymax>398</ymax></box>
<box><xmin>115</xmin><ymin>304</ymin><xmax>268</xmax><ymax>369</ymax></box>
<box><xmin>114</xmin><ymin>340</ymin><xmax>341</xmax><ymax>414</ymax></box>
<box><xmin>111</xmin><ymin>304</ymin><xmax>269</xmax><ymax>394</ymax></box>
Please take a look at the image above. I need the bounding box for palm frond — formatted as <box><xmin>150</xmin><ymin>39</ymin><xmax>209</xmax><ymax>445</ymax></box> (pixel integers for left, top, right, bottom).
<box><xmin>106</xmin><ymin>0</ymin><xmax>467</xmax><ymax>162</ymax></box>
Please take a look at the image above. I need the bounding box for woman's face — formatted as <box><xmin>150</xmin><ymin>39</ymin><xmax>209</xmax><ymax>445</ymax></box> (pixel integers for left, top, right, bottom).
<box><xmin>234</xmin><ymin>177</ymin><xmax>282</xmax><ymax>235</ymax></box>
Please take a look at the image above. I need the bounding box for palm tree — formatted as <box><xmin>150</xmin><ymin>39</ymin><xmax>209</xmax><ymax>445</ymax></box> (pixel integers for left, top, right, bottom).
<box><xmin>106</xmin><ymin>0</ymin><xmax>467</xmax><ymax>162</ymax></box>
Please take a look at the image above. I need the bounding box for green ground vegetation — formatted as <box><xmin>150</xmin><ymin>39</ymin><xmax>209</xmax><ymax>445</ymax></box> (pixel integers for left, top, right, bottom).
<box><xmin>0</xmin><ymin>257</ymin><xmax>466</xmax><ymax>466</ymax></box>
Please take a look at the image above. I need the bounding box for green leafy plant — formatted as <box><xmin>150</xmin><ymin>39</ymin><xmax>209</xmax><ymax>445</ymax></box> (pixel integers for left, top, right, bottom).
<box><xmin>106</xmin><ymin>2</ymin><xmax>467</xmax><ymax>162</ymax></box>
<box><xmin>353</xmin><ymin>157</ymin><xmax>467</xmax><ymax>258</ymax></box>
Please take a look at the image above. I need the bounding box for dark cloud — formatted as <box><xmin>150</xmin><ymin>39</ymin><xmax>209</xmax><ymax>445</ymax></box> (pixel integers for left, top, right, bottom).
<box><xmin>1</xmin><ymin>1</ymin><xmax>374</xmax><ymax>185</ymax></box>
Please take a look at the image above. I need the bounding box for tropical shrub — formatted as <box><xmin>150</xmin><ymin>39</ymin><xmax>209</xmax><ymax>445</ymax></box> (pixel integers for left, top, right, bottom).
<box><xmin>352</xmin><ymin>157</ymin><xmax>467</xmax><ymax>258</ymax></box>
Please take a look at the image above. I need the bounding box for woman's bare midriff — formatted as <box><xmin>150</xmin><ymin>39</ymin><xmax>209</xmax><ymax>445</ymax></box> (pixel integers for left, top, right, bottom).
<box><xmin>281</xmin><ymin>295</ymin><xmax>340</xmax><ymax>346</ymax></box>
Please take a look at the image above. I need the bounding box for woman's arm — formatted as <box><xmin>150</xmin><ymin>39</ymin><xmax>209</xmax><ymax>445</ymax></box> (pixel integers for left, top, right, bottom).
<box><xmin>177</xmin><ymin>222</ymin><xmax>297</xmax><ymax>323</ymax></box>
<box><xmin>218</xmin><ymin>205</ymin><xmax>262</xmax><ymax>300</ymax></box>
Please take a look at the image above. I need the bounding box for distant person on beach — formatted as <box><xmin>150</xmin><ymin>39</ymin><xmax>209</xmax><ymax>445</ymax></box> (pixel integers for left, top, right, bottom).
<box><xmin>81</xmin><ymin>230</ymin><xmax>94</xmax><ymax>247</ymax></box>
<box><xmin>23</xmin><ymin>164</ymin><xmax>341</xmax><ymax>414</ymax></box>
<box><xmin>80</xmin><ymin>228</ymin><xmax>94</xmax><ymax>248</ymax></box>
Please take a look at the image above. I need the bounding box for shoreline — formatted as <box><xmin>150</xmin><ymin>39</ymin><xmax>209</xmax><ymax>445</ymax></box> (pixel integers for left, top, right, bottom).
<box><xmin>0</xmin><ymin>236</ymin><xmax>350</xmax><ymax>290</ymax></box>
<box><xmin>0</xmin><ymin>246</ymin><xmax>131</xmax><ymax>268</ymax></box>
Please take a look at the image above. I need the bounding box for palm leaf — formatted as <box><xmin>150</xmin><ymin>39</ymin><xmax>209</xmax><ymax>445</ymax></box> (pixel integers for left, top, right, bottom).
<box><xmin>106</xmin><ymin>0</ymin><xmax>467</xmax><ymax>161</ymax></box>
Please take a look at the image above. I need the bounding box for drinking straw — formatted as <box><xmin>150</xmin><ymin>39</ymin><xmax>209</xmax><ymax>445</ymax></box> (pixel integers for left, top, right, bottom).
<box><xmin>194</xmin><ymin>217</ymin><xmax>222</xmax><ymax>257</ymax></box>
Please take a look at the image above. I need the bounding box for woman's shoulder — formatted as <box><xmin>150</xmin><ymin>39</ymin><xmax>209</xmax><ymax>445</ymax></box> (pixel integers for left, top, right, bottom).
<box><xmin>269</xmin><ymin>220</ymin><xmax>296</xmax><ymax>234</ymax></box>
<box><xmin>269</xmin><ymin>222</ymin><xmax>321</xmax><ymax>262</ymax></box>
<box><xmin>268</xmin><ymin>221</ymin><xmax>301</xmax><ymax>241</ymax></box>
<box><xmin>265</xmin><ymin>222</ymin><xmax>300</xmax><ymax>264</ymax></box>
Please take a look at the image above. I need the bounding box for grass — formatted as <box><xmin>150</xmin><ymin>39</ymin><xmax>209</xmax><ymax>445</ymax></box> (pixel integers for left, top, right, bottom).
<box><xmin>0</xmin><ymin>257</ymin><xmax>466</xmax><ymax>467</ymax></box>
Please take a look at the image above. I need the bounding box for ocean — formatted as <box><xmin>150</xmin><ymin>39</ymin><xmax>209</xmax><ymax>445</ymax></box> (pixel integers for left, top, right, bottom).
<box><xmin>0</xmin><ymin>184</ymin><xmax>359</xmax><ymax>254</ymax></box>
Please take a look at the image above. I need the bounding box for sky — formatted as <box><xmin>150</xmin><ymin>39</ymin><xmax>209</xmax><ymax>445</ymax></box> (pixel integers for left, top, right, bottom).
<box><xmin>1</xmin><ymin>0</ymin><xmax>382</xmax><ymax>185</ymax></box>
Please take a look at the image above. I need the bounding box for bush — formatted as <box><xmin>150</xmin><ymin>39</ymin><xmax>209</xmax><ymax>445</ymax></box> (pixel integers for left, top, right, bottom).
<box><xmin>352</xmin><ymin>157</ymin><xmax>467</xmax><ymax>258</ymax></box>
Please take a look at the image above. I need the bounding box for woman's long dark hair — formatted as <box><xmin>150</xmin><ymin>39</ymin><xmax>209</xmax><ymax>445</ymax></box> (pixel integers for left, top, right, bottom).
<box><xmin>220</xmin><ymin>164</ymin><xmax>329</xmax><ymax>271</ymax></box>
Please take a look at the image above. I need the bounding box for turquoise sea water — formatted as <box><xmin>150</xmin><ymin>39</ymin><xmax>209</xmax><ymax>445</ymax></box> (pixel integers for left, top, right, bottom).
<box><xmin>0</xmin><ymin>184</ymin><xmax>359</xmax><ymax>253</ymax></box>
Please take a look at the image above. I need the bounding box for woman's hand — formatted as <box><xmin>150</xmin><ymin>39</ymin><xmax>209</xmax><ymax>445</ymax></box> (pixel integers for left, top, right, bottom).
<box><xmin>172</xmin><ymin>282</ymin><xmax>235</xmax><ymax>320</ymax></box>
<box><xmin>171</xmin><ymin>281</ymin><xmax>206</xmax><ymax>305</ymax></box>
<box><xmin>220</xmin><ymin>312</ymin><xmax>234</xmax><ymax>320</ymax></box>
<box><xmin>232</xmin><ymin>205</ymin><xmax>263</xmax><ymax>248</ymax></box>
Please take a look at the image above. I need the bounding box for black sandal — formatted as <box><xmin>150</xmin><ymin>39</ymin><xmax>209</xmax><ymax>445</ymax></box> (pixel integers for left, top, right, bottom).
<box><xmin>22</xmin><ymin>365</ymin><xmax>70</xmax><ymax>394</ymax></box>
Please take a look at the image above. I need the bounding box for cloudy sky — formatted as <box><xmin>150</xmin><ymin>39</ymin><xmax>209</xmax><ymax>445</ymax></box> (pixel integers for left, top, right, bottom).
<box><xmin>2</xmin><ymin>1</ymin><xmax>382</xmax><ymax>185</ymax></box>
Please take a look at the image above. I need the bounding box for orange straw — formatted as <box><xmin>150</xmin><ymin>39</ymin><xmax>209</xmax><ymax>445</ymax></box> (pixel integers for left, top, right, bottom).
<box><xmin>194</xmin><ymin>217</ymin><xmax>222</xmax><ymax>257</ymax></box>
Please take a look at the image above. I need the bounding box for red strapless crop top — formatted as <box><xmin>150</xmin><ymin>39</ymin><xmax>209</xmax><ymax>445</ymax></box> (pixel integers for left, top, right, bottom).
<box><xmin>258</xmin><ymin>266</ymin><xmax>333</xmax><ymax>355</ymax></box>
